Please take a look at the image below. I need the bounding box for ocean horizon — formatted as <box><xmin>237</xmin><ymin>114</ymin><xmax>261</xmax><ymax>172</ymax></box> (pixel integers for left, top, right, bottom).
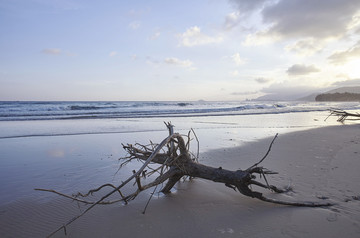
<box><xmin>0</xmin><ymin>100</ymin><xmax>359</xmax><ymax>140</ymax></box>
<box><xmin>1</xmin><ymin>100</ymin><xmax>359</xmax><ymax>121</ymax></box>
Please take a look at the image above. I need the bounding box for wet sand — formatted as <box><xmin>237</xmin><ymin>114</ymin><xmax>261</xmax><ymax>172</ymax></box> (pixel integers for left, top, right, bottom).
<box><xmin>0</xmin><ymin>124</ymin><xmax>359</xmax><ymax>237</ymax></box>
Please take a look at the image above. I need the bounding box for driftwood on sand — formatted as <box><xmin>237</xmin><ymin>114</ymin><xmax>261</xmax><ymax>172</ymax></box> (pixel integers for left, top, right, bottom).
<box><xmin>36</xmin><ymin>122</ymin><xmax>333</xmax><ymax>237</ymax></box>
<box><xmin>326</xmin><ymin>109</ymin><xmax>360</xmax><ymax>122</ymax></box>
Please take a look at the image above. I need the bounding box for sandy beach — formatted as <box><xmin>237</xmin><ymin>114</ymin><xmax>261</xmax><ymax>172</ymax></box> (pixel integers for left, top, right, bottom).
<box><xmin>0</xmin><ymin>123</ymin><xmax>359</xmax><ymax>238</ymax></box>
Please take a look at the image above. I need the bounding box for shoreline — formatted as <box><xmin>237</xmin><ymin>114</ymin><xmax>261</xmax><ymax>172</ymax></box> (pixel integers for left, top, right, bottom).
<box><xmin>0</xmin><ymin>124</ymin><xmax>359</xmax><ymax>237</ymax></box>
<box><xmin>0</xmin><ymin>110</ymin><xmax>348</xmax><ymax>141</ymax></box>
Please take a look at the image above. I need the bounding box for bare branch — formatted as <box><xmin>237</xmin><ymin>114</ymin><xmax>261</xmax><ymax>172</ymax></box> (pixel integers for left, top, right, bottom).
<box><xmin>247</xmin><ymin>133</ymin><xmax>278</xmax><ymax>170</ymax></box>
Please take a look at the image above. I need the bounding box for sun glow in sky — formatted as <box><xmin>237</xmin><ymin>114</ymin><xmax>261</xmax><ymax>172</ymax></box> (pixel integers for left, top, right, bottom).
<box><xmin>1</xmin><ymin>0</ymin><xmax>360</xmax><ymax>101</ymax></box>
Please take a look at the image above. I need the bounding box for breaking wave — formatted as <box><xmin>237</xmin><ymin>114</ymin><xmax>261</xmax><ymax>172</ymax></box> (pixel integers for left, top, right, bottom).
<box><xmin>0</xmin><ymin>101</ymin><xmax>359</xmax><ymax>121</ymax></box>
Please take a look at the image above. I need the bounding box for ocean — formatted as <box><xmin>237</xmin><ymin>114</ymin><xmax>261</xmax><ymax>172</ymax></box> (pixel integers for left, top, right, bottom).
<box><xmin>0</xmin><ymin>100</ymin><xmax>359</xmax><ymax>139</ymax></box>
<box><xmin>1</xmin><ymin>100</ymin><xmax>360</xmax><ymax>121</ymax></box>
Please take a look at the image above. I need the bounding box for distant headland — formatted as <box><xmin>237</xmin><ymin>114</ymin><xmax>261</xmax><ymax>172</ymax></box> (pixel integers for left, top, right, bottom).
<box><xmin>315</xmin><ymin>92</ymin><xmax>360</xmax><ymax>101</ymax></box>
<box><xmin>314</xmin><ymin>86</ymin><xmax>360</xmax><ymax>102</ymax></box>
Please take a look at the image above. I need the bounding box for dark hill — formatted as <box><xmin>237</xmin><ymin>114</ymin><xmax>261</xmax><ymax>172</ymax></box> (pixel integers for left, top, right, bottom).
<box><xmin>315</xmin><ymin>92</ymin><xmax>360</xmax><ymax>101</ymax></box>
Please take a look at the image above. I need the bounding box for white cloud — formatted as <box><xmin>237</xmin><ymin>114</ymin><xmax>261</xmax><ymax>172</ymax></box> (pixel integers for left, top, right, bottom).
<box><xmin>42</xmin><ymin>48</ymin><xmax>61</xmax><ymax>55</ymax></box>
<box><xmin>285</xmin><ymin>38</ymin><xmax>325</xmax><ymax>56</ymax></box>
<box><xmin>128</xmin><ymin>21</ymin><xmax>140</xmax><ymax>30</ymax></box>
<box><xmin>242</xmin><ymin>30</ymin><xmax>279</xmax><ymax>46</ymax></box>
<box><xmin>347</xmin><ymin>11</ymin><xmax>360</xmax><ymax>31</ymax></box>
<box><xmin>260</xmin><ymin>81</ymin><xmax>320</xmax><ymax>100</ymax></box>
<box><xmin>146</xmin><ymin>56</ymin><xmax>160</xmax><ymax>66</ymax></box>
<box><xmin>229</xmin><ymin>0</ymin><xmax>269</xmax><ymax>13</ymax></box>
<box><xmin>234</xmin><ymin>0</ymin><xmax>360</xmax><ymax>47</ymax></box>
<box><xmin>332</xmin><ymin>78</ymin><xmax>360</xmax><ymax>87</ymax></box>
<box><xmin>42</xmin><ymin>48</ymin><xmax>77</xmax><ymax>56</ymax></box>
<box><xmin>149</xmin><ymin>31</ymin><xmax>161</xmax><ymax>40</ymax></box>
<box><xmin>286</xmin><ymin>64</ymin><xmax>320</xmax><ymax>76</ymax></box>
<box><xmin>231</xmin><ymin>53</ymin><xmax>246</xmax><ymax>66</ymax></box>
<box><xmin>224</xmin><ymin>1</ymin><xmax>270</xmax><ymax>32</ymax></box>
<box><xmin>230</xmin><ymin>70</ymin><xmax>239</xmax><ymax>76</ymax></box>
<box><xmin>109</xmin><ymin>51</ymin><xmax>118</xmax><ymax>57</ymax></box>
<box><xmin>223</xmin><ymin>12</ymin><xmax>241</xmax><ymax>30</ymax></box>
<box><xmin>254</xmin><ymin>77</ymin><xmax>271</xmax><ymax>84</ymax></box>
<box><xmin>179</xmin><ymin>26</ymin><xmax>223</xmax><ymax>47</ymax></box>
<box><xmin>261</xmin><ymin>0</ymin><xmax>360</xmax><ymax>39</ymax></box>
<box><xmin>328</xmin><ymin>40</ymin><xmax>360</xmax><ymax>65</ymax></box>
<box><xmin>335</xmin><ymin>73</ymin><xmax>351</xmax><ymax>80</ymax></box>
<box><xmin>65</xmin><ymin>51</ymin><xmax>77</xmax><ymax>57</ymax></box>
<box><xmin>231</xmin><ymin>91</ymin><xmax>258</xmax><ymax>96</ymax></box>
<box><xmin>164</xmin><ymin>57</ymin><xmax>193</xmax><ymax>68</ymax></box>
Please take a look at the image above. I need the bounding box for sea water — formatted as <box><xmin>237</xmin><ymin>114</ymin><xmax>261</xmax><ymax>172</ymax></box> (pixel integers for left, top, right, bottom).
<box><xmin>0</xmin><ymin>101</ymin><xmax>359</xmax><ymax>205</ymax></box>
<box><xmin>0</xmin><ymin>100</ymin><xmax>359</xmax><ymax>121</ymax></box>
<box><xmin>0</xmin><ymin>100</ymin><xmax>359</xmax><ymax>139</ymax></box>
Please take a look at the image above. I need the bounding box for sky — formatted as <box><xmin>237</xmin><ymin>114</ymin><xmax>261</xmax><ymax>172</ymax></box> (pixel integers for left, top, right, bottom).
<box><xmin>1</xmin><ymin>0</ymin><xmax>360</xmax><ymax>101</ymax></box>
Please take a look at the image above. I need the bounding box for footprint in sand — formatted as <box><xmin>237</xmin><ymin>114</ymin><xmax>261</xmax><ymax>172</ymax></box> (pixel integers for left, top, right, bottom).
<box><xmin>326</xmin><ymin>213</ymin><xmax>338</xmax><ymax>222</ymax></box>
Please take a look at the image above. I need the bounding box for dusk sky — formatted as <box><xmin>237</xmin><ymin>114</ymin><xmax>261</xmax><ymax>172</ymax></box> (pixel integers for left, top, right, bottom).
<box><xmin>1</xmin><ymin>0</ymin><xmax>360</xmax><ymax>101</ymax></box>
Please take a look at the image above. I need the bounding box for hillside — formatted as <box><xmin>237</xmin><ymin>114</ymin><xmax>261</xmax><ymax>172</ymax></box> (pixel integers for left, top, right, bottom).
<box><xmin>298</xmin><ymin>86</ymin><xmax>360</xmax><ymax>101</ymax></box>
<box><xmin>314</xmin><ymin>86</ymin><xmax>360</xmax><ymax>101</ymax></box>
<box><xmin>315</xmin><ymin>92</ymin><xmax>360</xmax><ymax>101</ymax></box>
<box><xmin>254</xmin><ymin>86</ymin><xmax>360</xmax><ymax>101</ymax></box>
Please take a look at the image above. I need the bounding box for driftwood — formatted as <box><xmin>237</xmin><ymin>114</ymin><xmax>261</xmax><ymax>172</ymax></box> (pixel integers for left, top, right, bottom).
<box><xmin>37</xmin><ymin>123</ymin><xmax>333</xmax><ymax>237</ymax></box>
<box><xmin>326</xmin><ymin>109</ymin><xmax>360</xmax><ymax>122</ymax></box>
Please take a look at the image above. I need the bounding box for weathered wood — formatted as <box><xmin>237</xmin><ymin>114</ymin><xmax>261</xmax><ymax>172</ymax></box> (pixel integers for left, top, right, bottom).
<box><xmin>326</xmin><ymin>109</ymin><xmax>360</xmax><ymax>122</ymax></box>
<box><xmin>121</xmin><ymin>129</ymin><xmax>332</xmax><ymax>207</ymax></box>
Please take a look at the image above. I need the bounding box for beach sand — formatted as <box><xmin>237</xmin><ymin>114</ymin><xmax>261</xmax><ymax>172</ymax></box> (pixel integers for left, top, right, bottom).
<box><xmin>0</xmin><ymin>124</ymin><xmax>359</xmax><ymax>237</ymax></box>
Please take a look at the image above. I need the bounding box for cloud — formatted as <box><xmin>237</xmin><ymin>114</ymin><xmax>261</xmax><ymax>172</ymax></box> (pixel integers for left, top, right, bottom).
<box><xmin>231</xmin><ymin>91</ymin><xmax>258</xmax><ymax>96</ymax></box>
<box><xmin>224</xmin><ymin>0</ymin><xmax>270</xmax><ymax>31</ymax></box>
<box><xmin>260</xmin><ymin>81</ymin><xmax>320</xmax><ymax>100</ymax></box>
<box><xmin>178</xmin><ymin>26</ymin><xmax>223</xmax><ymax>47</ymax></box>
<box><xmin>243</xmin><ymin>30</ymin><xmax>280</xmax><ymax>46</ymax></box>
<box><xmin>328</xmin><ymin>40</ymin><xmax>360</xmax><ymax>65</ymax></box>
<box><xmin>285</xmin><ymin>38</ymin><xmax>324</xmax><ymax>56</ymax></box>
<box><xmin>229</xmin><ymin>0</ymin><xmax>268</xmax><ymax>13</ymax></box>
<box><xmin>109</xmin><ymin>51</ymin><xmax>118</xmax><ymax>57</ymax></box>
<box><xmin>261</xmin><ymin>0</ymin><xmax>360</xmax><ymax>39</ymax></box>
<box><xmin>335</xmin><ymin>73</ymin><xmax>351</xmax><ymax>80</ymax></box>
<box><xmin>149</xmin><ymin>30</ymin><xmax>161</xmax><ymax>40</ymax></box>
<box><xmin>231</xmin><ymin>53</ymin><xmax>246</xmax><ymax>66</ymax></box>
<box><xmin>128</xmin><ymin>21</ymin><xmax>140</xmax><ymax>30</ymax></box>
<box><xmin>286</xmin><ymin>64</ymin><xmax>320</xmax><ymax>76</ymax></box>
<box><xmin>41</xmin><ymin>48</ymin><xmax>77</xmax><ymax>56</ymax></box>
<box><xmin>230</xmin><ymin>70</ymin><xmax>239</xmax><ymax>76</ymax></box>
<box><xmin>223</xmin><ymin>12</ymin><xmax>241</xmax><ymax>30</ymax></box>
<box><xmin>65</xmin><ymin>51</ymin><xmax>77</xmax><ymax>57</ymax></box>
<box><xmin>332</xmin><ymin>78</ymin><xmax>360</xmax><ymax>87</ymax></box>
<box><xmin>164</xmin><ymin>57</ymin><xmax>193</xmax><ymax>68</ymax></box>
<box><xmin>355</xmin><ymin>27</ymin><xmax>360</xmax><ymax>35</ymax></box>
<box><xmin>254</xmin><ymin>77</ymin><xmax>271</xmax><ymax>84</ymax></box>
<box><xmin>232</xmin><ymin>0</ymin><xmax>360</xmax><ymax>45</ymax></box>
<box><xmin>146</xmin><ymin>56</ymin><xmax>160</xmax><ymax>66</ymax></box>
<box><xmin>42</xmin><ymin>48</ymin><xmax>61</xmax><ymax>55</ymax></box>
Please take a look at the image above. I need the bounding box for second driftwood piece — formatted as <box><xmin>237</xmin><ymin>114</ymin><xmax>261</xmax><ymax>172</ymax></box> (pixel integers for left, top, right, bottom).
<box><xmin>37</xmin><ymin>123</ymin><xmax>333</xmax><ymax>237</ymax></box>
<box><xmin>326</xmin><ymin>109</ymin><xmax>360</xmax><ymax>122</ymax></box>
